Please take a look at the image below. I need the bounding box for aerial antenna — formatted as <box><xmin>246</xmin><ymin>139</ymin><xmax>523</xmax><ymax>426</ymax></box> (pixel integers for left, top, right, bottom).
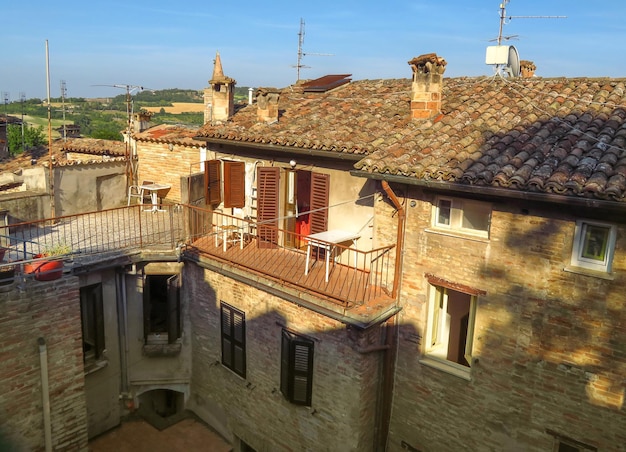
<box><xmin>92</xmin><ymin>84</ymin><xmax>150</xmax><ymax>185</ymax></box>
<box><xmin>494</xmin><ymin>0</ymin><xmax>566</xmax><ymax>45</ymax></box>
<box><xmin>487</xmin><ymin>0</ymin><xmax>566</xmax><ymax>77</ymax></box>
<box><xmin>294</xmin><ymin>18</ymin><xmax>333</xmax><ymax>82</ymax></box>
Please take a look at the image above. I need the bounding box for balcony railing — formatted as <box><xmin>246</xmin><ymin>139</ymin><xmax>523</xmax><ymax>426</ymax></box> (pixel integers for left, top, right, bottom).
<box><xmin>0</xmin><ymin>204</ymin><xmax>396</xmax><ymax>307</ymax></box>
<box><xmin>186</xmin><ymin>207</ymin><xmax>395</xmax><ymax>306</ymax></box>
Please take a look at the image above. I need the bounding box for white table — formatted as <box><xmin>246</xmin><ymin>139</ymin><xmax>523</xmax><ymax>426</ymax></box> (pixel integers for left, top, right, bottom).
<box><xmin>140</xmin><ymin>183</ymin><xmax>171</xmax><ymax>212</ymax></box>
<box><xmin>305</xmin><ymin>230</ymin><xmax>361</xmax><ymax>282</ymax></box>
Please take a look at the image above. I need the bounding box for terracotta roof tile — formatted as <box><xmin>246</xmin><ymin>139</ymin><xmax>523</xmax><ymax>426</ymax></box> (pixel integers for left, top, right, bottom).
<box><xmin>195</xmin><ymin>76</ymin><xmax>626</xmax><ymax>202</ymax></box>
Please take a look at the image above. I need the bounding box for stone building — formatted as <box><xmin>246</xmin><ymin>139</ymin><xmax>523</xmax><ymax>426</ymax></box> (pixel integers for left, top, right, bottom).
<box><xmin>1</xmin><ymin>51</ymin><xmax>625</xmax><ymax>452</ymax></box>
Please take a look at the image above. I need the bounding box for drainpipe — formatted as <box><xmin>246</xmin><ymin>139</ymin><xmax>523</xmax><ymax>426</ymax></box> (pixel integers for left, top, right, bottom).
<box><xmin>376</xmin><ymin>181</ymin><xmax>405</xmax><ymax>450</ymax></box>
<box><xmin>381</xmin><ymin>180</ymin><xmax>405</xmax><ymax>299</ymax></box>
<box><xmin>116</xmin><ymin>270</ymin><xmax>130</xmax><ymax>394</ymax></box>
<box><xmin>38</xmin><ymin>337</ymin><xmax>52</xmax><ymax>452</ymax></box>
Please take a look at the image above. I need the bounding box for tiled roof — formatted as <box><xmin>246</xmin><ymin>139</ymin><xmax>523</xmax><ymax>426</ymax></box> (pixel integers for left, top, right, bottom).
<box><xmin>61</xmin><ymin>138</ymin><xmax>125</xmax><ymax>156</ymax></box>
<box><xmin>134</xmin><ymin>124</ymin><xmax>200</xmax><ymax>146</ymax></box>
<box><xmin>196</xmin><ymin>76</ymin><xmax>626</xmax><ymax>202</ymax></box>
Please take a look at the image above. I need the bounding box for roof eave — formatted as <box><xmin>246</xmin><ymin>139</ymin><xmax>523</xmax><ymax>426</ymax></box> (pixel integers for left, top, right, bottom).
<box><xmin>350</xmin><ymin>170</ymin><xmax>626</xmax><ymax>212</ymax></box>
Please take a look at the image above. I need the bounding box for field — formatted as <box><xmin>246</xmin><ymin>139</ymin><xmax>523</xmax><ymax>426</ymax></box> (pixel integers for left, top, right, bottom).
<box><xmin>23</xmin><ymin>115</ymin><xmax>72</xmax><ymax>139</ymax></box>
<box><xmin>142</xmin><ymin>102</ymin><xmax>204</xmax><ymax>114</ymax></box>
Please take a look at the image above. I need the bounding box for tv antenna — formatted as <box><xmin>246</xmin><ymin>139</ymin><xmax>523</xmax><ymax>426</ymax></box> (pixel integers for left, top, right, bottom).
<box><xmin>294</xmin><ymin>18</ymin><xmax>333</xmax><ymax>82</ymax></box>
<box><xmin>494</xmin><ymin>0</ymin><xmax>566</xmax><ymax>45</ymax></box>
<box><xmin>486</xmin><ymin>0</ymin><xmax>566</xmax><ymax>77</ymax></box>
<box><xmin>93</xmin><ymin>84</ymin><xmax>151</xmax><ymax>185</ymax></box>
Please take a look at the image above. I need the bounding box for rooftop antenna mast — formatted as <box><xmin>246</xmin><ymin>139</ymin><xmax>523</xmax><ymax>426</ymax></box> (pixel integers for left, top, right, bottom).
<box><xmin>93</xmin><ymin>84</ymin><xmax>147</xmax><ymax>186</ymax></box>
<box><xmin>495</xmin><ymin>0</ymin><xmax>566</xmax><ymax>45</ymax></box>
<box><xmin>488</xmin><ymin>0</ymin><xmax>566</xmax><ymax>77</ymax></box>
<box><xmin>294</xmin><ymin>18</ymin><xmax>333</xmax><ymax>82</ymax></box>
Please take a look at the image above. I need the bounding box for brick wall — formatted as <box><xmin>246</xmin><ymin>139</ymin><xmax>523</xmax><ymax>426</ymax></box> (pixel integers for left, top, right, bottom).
<box><xmin>135</xmin><ymin>142</ymin><xmax>202</xmax><ymax>203</ymax></box>
<box><xmin>387</xmin><ymin>189</ymin><xmax>626</xmax><ymax>451</ymax></box>
<box><xmin>185</xmin><ymin>263</ymin><xmax>383</xmax><ymax>451</ymax></box>
<box><xmin>0</xmin><ymin>277</ymin><xmax>88</xmax><ymax>451</ymax></box>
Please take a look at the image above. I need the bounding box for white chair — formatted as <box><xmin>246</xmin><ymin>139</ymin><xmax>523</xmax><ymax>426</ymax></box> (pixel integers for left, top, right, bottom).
<box><xmin>127</xmin><ymin>185</ymin><xmax>144</xmax><ymax>206</ymax></box>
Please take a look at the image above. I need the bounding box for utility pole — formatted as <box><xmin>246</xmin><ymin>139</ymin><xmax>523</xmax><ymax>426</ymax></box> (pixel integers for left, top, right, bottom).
<box><xmin>2</xmin><ymin>92</ymin><xmax>8</xmax><ymax>156</ymax></box>
<box><xmin>20</xmin><ymin>92</ymin><xmax>25</xmax><ymax>153</ymax></box>
<box><xmin>60</xmin><ymin>81</ymin><xmax>67</xmax><ymax>142</ymax></box>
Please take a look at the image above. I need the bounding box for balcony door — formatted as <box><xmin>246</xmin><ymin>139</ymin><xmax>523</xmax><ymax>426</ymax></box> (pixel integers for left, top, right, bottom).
<box><xmin>257</xmin><ymin>167</ymin><xmax>329</xmax><ymax>249</ymax></box>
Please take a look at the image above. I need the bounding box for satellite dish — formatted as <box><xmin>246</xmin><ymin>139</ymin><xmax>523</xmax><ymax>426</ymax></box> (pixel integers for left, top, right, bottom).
<box><xmin>505</xmin><ymin>45</ymin><xmax>521</xmax><ymax>77</ymax></box>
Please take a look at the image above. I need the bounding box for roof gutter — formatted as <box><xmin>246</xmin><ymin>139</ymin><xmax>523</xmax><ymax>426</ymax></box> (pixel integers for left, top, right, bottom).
<box><xmin>351</xmin><ymin>170</ymin><xmax>626</xmax><ymax>212</ymax></box>
<box><xmin>193</xmin><ymin>136</ymin><xmax>366</xmax><ymax>162</ymax></box>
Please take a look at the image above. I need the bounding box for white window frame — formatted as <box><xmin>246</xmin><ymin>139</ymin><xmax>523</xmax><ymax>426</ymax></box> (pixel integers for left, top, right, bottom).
<box><xmin>570</xmin><ymin>219</ymin><xmax>616</xmax><ymax>273</ymax></box>
<box><xmin>432</xmin><ymin>196</ymin><xmax>491</xmax><ymax>238</ymax></box>
<box><xmin>423</xmin><ymin>285</ymin><xmax>477</xmax><ymax>379</ymax></box>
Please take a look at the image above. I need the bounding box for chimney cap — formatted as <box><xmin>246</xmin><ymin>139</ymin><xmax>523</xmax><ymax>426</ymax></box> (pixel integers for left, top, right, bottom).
<box><xmin>408</xmin><ymin>53</ymin><xmax>447</xmax><ymax>75</ymax></box>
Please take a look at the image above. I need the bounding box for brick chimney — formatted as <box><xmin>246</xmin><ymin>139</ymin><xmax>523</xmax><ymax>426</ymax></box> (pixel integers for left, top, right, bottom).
<box><xmin>408</xmin><ymin>53</ymin><xmax>447</xmax><ymax>120</ymax></box>
<box><xmin>204</xmin><ymin>51</ymin><xmax>236</xmax><ymax>124</ymax></box>
<box><xmin>256</xmin><ymin>88</ymin><xmax>280</xmax><ymax>123</ymax></box>
<box><xmin>520</xmin><ymin>60</ymin><xmax>536</xmax><ymax>78</ymax></box>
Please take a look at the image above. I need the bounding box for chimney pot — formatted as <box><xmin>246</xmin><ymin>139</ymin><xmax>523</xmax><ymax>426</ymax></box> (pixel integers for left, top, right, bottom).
<box><xmin>520</xmin><ymin>60</ymin><xmax>536</xmax><ymax>78</ymax></box>
<box><xmin>256</xmin><ymin>88</ymin><xmax>280</xmax><ymax>123</ymax></box>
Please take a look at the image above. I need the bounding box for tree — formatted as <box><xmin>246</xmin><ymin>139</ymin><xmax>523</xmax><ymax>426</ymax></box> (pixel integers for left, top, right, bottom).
<box><xmin>6</xmin><ymin>124</ymin><xmax>45</xmax><ymax>155</ymax></box>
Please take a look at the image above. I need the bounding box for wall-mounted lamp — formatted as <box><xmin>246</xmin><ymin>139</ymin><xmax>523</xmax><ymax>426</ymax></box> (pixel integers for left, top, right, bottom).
<box><xmin>168</xmin><ymin>143</ymin><xmax>174</xmax><ymax>151</ymax></box>
<box><xmin>289</xmin><ymin>159</ymin><xmax>297</xmax><ymax>169</ymax></box>
<box><xmin>410</xmin><ymin>200</ymin><xmax>417</xmax><ymax>208</ymax></box>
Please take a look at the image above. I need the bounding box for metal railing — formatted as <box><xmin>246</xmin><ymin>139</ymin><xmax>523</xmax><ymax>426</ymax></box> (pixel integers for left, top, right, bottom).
<box><xmin>0</xmin><ymin>204</ymin><xmax>396</xmax><ymax>306</ymax></box>
<box><xmin>186</xmin><ymin>207</ymin><xmax>396</xmax><ymax>306</ymax></box>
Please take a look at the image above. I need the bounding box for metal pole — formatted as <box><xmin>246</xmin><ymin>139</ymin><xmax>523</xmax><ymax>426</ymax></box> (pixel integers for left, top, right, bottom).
<box><xmin>38</xmin><ymin>337</ymin><xmax>53</xmax><ymax>452</ymax></box>
<box><xmin>46</xmin><ymin>40</ymin><xmax>55</xmax><ymax>218</ymax></box>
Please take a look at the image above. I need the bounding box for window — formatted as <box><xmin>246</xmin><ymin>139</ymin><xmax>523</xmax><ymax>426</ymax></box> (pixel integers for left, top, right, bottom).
<box><xmin>547</xmin><ymin>429</ymin><xmax>597</xmax><ymax>452</ymax></box>
<box><xmin>425</xmin><ymin>285</ymin><xmax>477</xmax><ymax>373</ymax></box>
<box><xmin>80</xmin><ymin>283</ymin><xmax>105</xmax><ymax>363</ymax></box>
<box><xmin>570</xmin><ymin>220</ymin><xmax>616</xmax><ymax>272</ymax></box>
<box><xmin>220</xmin><ymin>303</ymin><xmax>246</xmax><ymax>378</ymax></box>
<box><xmin>433</xmin><ymin>197</ymin><xmax>490</xmax><ymax>237</ymax></box>
<box><xmin>204</xmin><ymin>159</ymin><xmax>245</xmax><ymax>208</ymax></box>
<box><xmin>143</xmin><ymin>274</ymin><xmax>181</xmax><ymax>344</ymax></box>
<box><xmin>280</xmin><ymin>329</ymin><xmax>314</xmax><ymax>406</ymax></box>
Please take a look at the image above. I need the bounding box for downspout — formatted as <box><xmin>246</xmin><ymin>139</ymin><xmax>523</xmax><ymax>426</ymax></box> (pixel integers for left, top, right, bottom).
<box><xmin>116</xmin><ymin>270</ymin><xmax>130</xmax><ymax>394</ymax></box>
<box><xmin>38</xmin><ymin>337</ymin><xmax>52</xmax><ymax>452</ymax></box>
<box><xmin>377</xmin><ymin>181</ymin><xmax>405</xmax><ymax>450</ymax></box>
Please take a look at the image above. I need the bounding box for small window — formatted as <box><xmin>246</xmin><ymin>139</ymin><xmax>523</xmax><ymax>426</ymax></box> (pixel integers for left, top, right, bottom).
<box><xmin>280</xmin><ymin>329</ymin><xmax>314</xmax><ymax>406</ymax></box>
<box><xmin>547</xmin><ymin>429</ymin><xmax>597</xmax><ymax>452</ymax></box>
<box><xmin>571</xmin><ymin>220</ymin><xmax>616</xmax><ymax>272</ymax></box>
<box><xmin>433</xmin><ymin>197</ymin><xmax>490</xmax><ymax>237</ymax></box>
<box><xmin>220</xmin><ymin>303</ymin><xmax>246</xmax><ymax>378</ymax></box>
<box><xmin>80</xmin><ymin>283</ymin><xmax>105</xmax><ymax>363</ymax></box>
<box><xmin>425</xmin><ymin>285</ymin><xmax>477</xmax><ymax>372</ymax></box>
<box><xmin>143</xmin><ymin>274</ymin><xmax>181</xmax><ymax>344</ymax></box>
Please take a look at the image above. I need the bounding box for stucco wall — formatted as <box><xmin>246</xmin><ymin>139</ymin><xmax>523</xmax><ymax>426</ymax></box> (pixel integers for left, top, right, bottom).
<box><xmin>54</xmin><ymin>162</ymin><xmax>126</xmax><ymax>216</ymax></box>
<box><xmin>386</xmin><ymin>188</ymin><xmax>626</xmax><ymax>451</ymax></box>
<box><xmin>186</xmin><ymin>262</ymin><xmax>382</xmax><ymax>451</ymax></box>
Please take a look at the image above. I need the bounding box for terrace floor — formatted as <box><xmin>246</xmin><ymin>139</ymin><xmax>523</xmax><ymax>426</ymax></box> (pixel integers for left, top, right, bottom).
<box><xmin>89</xmin><ymin>414</ymin><xmax>231</xmax><ymax>452</ymax></box>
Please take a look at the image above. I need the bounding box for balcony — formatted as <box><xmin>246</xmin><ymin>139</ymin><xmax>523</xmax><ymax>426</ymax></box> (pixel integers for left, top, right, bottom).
<box><xmin>0</xmin><ymin>204</ymin><xmax>397</xmax><ymax>312</ymax></box>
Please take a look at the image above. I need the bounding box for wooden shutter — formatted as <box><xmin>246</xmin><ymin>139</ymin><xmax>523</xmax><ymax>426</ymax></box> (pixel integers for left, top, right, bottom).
<box><xmin>257</xmin><ymin>166</ymin><xmax>280</xmax><ymax>248</ymax></box>
<box><xmin>221</xmin><ymin>304</ymin><xmax>246</xmax><ymax>377</ymax></box>
<box><xmin>224</xmin><ymin>161</ymin><xmax>245</xmax><ymax>208</ymax></box>
<box><xmin>167</xmin><ymin>274</ymin><xmax>181</xmax><ymax>343</ymax></box>
<box><xmin>309</xmin><ymin>172</ymin><xmax>329</xmax><ymax>234</ymax></box>
<box><xmin>204</xmin><ymin>160</ymin><xmax>222</xmax><ymax>205</ymax></box>
<box><xmin>280</xmin><ymin>329</ymin><xmax>313</xmax><ymax>406</ymax></box>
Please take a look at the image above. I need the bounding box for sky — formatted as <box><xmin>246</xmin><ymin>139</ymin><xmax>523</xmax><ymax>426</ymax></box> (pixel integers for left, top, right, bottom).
<box><xmin>2</xmin><ymin>0</ymin><xmax>626</xmax><ymax>100</ymax></box>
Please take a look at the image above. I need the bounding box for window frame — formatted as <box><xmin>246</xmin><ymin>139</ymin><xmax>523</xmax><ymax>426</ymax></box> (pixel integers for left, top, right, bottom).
<box><xmin>423</xmin><ymin>284</ymin><xmax>477</xmax><ymax>378</ymax></box>
<box><xmin>432</xmin><ymin>196</ymin><xmax>491</xmax><ymax>238</ymax></box>
<box><xmin>280</xmin><ymin>329</ymin><xmax>314</xmax><ymax>406</ymax></box>
<box><xmin>220</xmin><ymin>302</ymin><xmax>246</xmax><ymax>378</ymax></box>
<box><xmin>143</xmin><ymin>273</ymin><xmax>181</xmax><ymax>345</ymax></box>
<box><xmin>79</xmin><ymin>283</ymin><xmax>105</xmax><ymax>364</ymax></box>
<box><xmin>570</xmin><ymin>219</ymin><xmax>616</xmax><ymax>273</ymax></box>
